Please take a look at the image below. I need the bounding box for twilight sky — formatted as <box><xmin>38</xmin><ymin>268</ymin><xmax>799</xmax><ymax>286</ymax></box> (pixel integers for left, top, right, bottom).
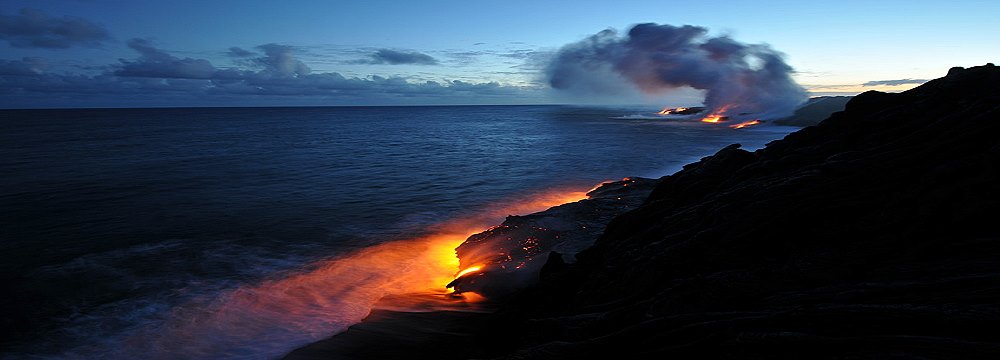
<box><xmin>1</xmin><ymin>0</ymin><xmax>997</xmax><ymax>108</ymax></box>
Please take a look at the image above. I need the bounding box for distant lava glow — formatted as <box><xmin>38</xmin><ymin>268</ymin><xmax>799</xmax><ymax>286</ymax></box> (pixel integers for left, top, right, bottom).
<box><xmin>657</xmin><ymin>106</ymin><xmax>688</xmax><ymax>115</ymax></box>
<box><xmin>730</xmin><ymin>120</ymin><xmax>762</xmax><ymax>129</ymax></box>
<box><xmin>701</xmin><ymin>115</ymin><xmax>727</xmax><ymax>123</ymax></box>
<box><xmin>701</xmin><ymin>105</ymin><xmax>732</xmax><ymax>123</ymax></box>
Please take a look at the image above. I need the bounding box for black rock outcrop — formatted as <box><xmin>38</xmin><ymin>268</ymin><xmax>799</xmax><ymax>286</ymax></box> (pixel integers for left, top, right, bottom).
<box><xmin>449</xmin><ymin>178</ymin><xmax>658</xmax><ymax>298</ymax></box>
<box><xmin>482</xmin><ymin>64</ymin><xmax>1000</xmax><ymax>359</ymax></box>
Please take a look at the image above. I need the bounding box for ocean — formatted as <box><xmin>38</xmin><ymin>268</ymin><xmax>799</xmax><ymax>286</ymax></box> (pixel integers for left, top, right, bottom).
<box><xmin>0</xmin><ymin>105</ymin><xmax>795</xmax><ymax>359</ymax></box>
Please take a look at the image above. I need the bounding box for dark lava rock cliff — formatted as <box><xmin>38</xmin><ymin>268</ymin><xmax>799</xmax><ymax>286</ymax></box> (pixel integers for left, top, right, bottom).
<box><xmin>480</xmin><ymin>64</ymin><xmax>1000</xmax><ymax>359</ymax></box>
<box><xmin>449</xmin><ymin>177</ymin><xmax>658</xmax><ymax>298</ymax></box>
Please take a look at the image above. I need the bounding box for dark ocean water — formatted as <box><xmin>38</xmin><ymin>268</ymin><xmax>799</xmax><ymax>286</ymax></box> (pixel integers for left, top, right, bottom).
<box><xmin>0</xmin><ymin>105</ymin><xmax>796</xmax><ymax>359</ymax></box>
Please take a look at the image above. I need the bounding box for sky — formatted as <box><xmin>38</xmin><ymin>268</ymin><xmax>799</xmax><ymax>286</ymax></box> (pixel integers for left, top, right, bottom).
<box><xmin>1</xmin><ymin>0</ymin><xmax>997</xmax><ymax>108</ymax></box>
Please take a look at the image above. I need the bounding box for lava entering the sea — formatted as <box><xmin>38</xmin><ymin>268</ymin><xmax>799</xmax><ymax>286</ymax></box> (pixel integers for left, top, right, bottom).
<box><xmin>657</xmin><ymin>106</ymin><xmax>688</xmax><ymax>115</ymax></box>
<box><xmin>701</xmin><ymin>114</ymin><xmax>727</xmax><ymax>123</ymax></box>
<box><xmin>96</xmin><ymin>186</ymin><xmax>593</xmax><ymax>358</ymax></box>
<box><xmin>700</xmin><ymin>105</ymin><xmax>733</xmax><ymax>123</ymax></box>
<box><xmin>455</xmin><ymin>265</ymin><xmax>483</xmax><ymax>279</ymax></box>
<box><xmin>730</xmin><ymin>119</ymin><xmax>762</xmax><ymax>129</ymax></box>
<box><xmin>653</xmin><ymin>105</ymin><xmax>739</xmax><ymax>124</ymax></box>
<box><xmin>656</xmin><ymin>106</ymin><xmax>704</xmax><ymax>116</ymax></box>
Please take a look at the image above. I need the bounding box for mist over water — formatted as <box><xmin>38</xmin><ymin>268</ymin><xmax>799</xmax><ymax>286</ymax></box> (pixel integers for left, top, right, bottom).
<box><xmin>0</xmin><ymin>105</ymin><xmax>795</xmax><ymax>358</ymax></box>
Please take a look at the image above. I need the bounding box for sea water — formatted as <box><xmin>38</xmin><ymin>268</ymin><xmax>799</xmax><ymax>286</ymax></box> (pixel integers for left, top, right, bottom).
<box><xmin>0</xmin><ymin>105</ymin><xmax>795</xmax><ymax>359</ymax></box>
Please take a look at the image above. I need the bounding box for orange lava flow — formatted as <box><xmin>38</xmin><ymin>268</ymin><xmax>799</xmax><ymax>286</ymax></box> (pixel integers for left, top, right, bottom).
<box><xmin>657</xmin><ymin>106</ymin><xmax>688</xmax><ymax>115</ymax></box>
<box><xmin>730</xmin><ymin>120</ymin><xmax>762</xmax><ymax>129</ymax></box>
<box><xmin>701</xmin><ymin>115</ymin><xmax>726</xmax><ymax>123</ymax></box>
<box><xmin>455</xmin><ymin>265</ymin><xmax>484</xmax><ymax>279</ymax></box>
<box><xmin>109</xmin><ymin>186</ymin><xmax>593</xmax><ymax>356</ymax></box>
<box><xmin>701</xmin><ymin>105</ymin><xmax>732</xmax><ymax>123</ymax></box>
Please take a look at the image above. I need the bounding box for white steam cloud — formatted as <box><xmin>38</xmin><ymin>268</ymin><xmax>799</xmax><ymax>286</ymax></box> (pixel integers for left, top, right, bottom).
<box><xmin>547</xmin><ymin>23</ymin><xmax>807</xmax><ymax>119</ymax></box>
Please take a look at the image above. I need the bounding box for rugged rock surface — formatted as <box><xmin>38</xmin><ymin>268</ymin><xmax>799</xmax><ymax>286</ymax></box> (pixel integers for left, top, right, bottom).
<box><xmin>283</xmin><ymin>178</ymin><xmax>660</xmax><ymax>360</ymax></box>
<box><xmin>449</xmin><ymin>177</ymin><xmax>658</xmax><ymax>298</ymax></box>
<box><xmin>480</xmin><ymin>64</ymin><xmax>1000</xmax><ymax>359</ymax></box>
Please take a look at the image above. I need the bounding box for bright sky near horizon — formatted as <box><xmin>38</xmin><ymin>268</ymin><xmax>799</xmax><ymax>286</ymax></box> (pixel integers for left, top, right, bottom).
<box><xmin>1</xmin><ymin>0</ymin><xmax>997</xmax><ymax>108</ymax></box>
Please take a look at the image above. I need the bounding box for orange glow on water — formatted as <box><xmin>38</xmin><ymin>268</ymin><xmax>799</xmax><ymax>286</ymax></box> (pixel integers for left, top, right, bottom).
<box><xmin>459</xmin><ymin>292</ymin><xmax>487</xmax><ymax>302</ymax></box>
<box><xmin>730</xmin><ymin>120</ymin><xmax>761</xmax><ymax>129</ymax></box>
<box><xmin>100</xmin><ymin>186</ymin><xmax>594</xmax><ymax>358</ymax></box>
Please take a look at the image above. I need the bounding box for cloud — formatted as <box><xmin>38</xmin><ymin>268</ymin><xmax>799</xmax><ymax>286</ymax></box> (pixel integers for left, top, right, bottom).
<box><xmin>0</xmin><ymin>8</ymin><xmax>110</xmax><ymax>48</ymax></box>
<box><xmin>547</xmin><ymin>23</ymin><xmax>808</xmax><ymax>119</ymax></box>
<box><xmin>0</xmin><ymin>57</ymin><xmax>47</xmax><ymax>75</ymax></box>
<box><xmin>354</xmin><ymin>49</ymin><xmax>439</xmax><ymax>65</ymax></box>
<box><xmin>0</xmin><ymin>41</ymin><xmax>540</xmax><ymax>107</ymax></box>
<box><xmin>862</xmin><ymin>78</ymin><xmax>928</xmax><ymax>87</ymax></box>
<box><xmin>227</xmin><ymin>47</ymin><xmax>256</xmax><ymax>58</ymax></box>
<box><xmin>115</xmin><ymin>39</ymin><xmax>217</xmax><ymax>79</ymax></box>
<box><xmin>255</xmin><ymin>43</ymin><xmax>311</xmax><ymax>76</ymax></box>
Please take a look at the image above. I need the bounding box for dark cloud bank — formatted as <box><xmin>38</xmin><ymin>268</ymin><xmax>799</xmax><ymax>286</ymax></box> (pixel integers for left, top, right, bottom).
<box><xmin>547</xmin><ymin>23</ymin><xmax>807</xmax><ymax>118</ymax></box>
<box><xmin>0</xmin><ymin>39</ymin><xmax>531</xmax><ymax>108</ymax></box>
<box><xmin>0</xmin><ymin>8</ymin><xmax>109</xmax><ymax>49</ymax></box>
<box><xmin>353</xmin><ymin>49</ymin><xmax>439</xmax><ymax>65</ymax></box>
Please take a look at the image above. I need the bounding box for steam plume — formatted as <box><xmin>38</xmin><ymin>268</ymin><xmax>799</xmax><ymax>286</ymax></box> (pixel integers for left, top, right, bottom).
<box><xmin>547</xmin><ymin>23</ymin><xmax>807</xmax><ymax>119</ymax></box>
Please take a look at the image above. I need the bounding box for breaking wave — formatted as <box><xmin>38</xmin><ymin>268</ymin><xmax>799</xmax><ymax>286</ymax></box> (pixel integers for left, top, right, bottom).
<box><xmin>51</xmin><ymin>188</ymin><xmax>587</xmax><ymax>360</ymax></box>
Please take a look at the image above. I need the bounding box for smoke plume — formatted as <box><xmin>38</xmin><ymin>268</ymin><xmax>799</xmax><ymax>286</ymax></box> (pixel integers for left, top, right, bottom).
<box><xmin>547</xmin><ymin>23</ymin><xmax>807</xmax><ymax>119</ymax></box>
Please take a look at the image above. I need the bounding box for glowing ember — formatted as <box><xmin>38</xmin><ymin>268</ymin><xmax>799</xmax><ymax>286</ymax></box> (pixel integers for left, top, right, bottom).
<box><xmin>730</xmin><ymin>120</ymin><xmax>762</xmax><ymax>129</ymax></box>
<box><xmin>657</xmin><ymin>106</ymin><xmax>689</xmax><ymax>115</ymax></box>
<box><xmin>455</xmin><ymin>265</ymin><xmax>483</xmax><ymax>279</ymax></box>
<box><xmin>701</xmin><ymin>105</ymin><xmax>733</xmax><ymax>123</ymax></box>
<box><xmin>701</xmin><ymin>115</ymin><xmax>727</xmax><ymax>123</ymax></box>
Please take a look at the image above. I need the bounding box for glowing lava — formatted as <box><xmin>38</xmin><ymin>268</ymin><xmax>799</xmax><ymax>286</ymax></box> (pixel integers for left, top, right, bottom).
<box><xmin>80</xmin><ymin>186</ymin><xmax>596</xmax><ymax>359</ymax></box>
<box><xmin>455</xmin><ymin>265</ymin><xmax>483</xmax><ymax>279</ymax></box>
<box><xmin>730</xmin><ymin>120</ymin><xmax>762</xmax><ymax>129</ymax></box>
<box><xmin>701</xmin><ymin>115</ymin><xmax>727</xmax><ymax>123</ymax></box>
<box><xmin>657</xmin><ymin>106</ymin><xmax>688</xmax><ymax>115</ymax></box>
<box><xmin>587</xmin><ymin>177</ymin><xmax>633</xmax><ymax>193</ymax></box>
<box><xmin>701</xmin><ymin>105</ymin><xmax>732</xmax><ymax>123</ymax></box>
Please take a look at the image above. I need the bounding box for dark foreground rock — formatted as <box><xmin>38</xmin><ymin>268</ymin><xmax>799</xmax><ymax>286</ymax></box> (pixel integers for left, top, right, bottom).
<box><xmin>283</xmin><ymin>178</ymin><xmax>659</xmax><ymax>359</ymax></box>
<box><xmin>482</xmin><ymin>64</ymin><xmax>1000</xmax><ymax>359</ymax></box>
<box><xmin>284</xmin><ymin>64</ymin><xmax>1000</xmax><ymax>359</ymax></box>
<box><xmin>449</xmin><ymin>177</ymin><xmax>658</xmax><ymax>298</ymax></box>
<box><xmin>283</xmin><ymin>309</ymin><xmax>492</xmax><ymax>360</ymax></box>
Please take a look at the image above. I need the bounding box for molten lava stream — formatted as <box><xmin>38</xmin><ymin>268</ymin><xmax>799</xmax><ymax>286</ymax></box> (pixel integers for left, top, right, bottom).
<box><xmin>700</xmin><ymin>115</ymin><xmax>725</xmax><ymax>123</ymax></box>
<box><xmin>657</xmin><ymin>106</ymin><xmax>688</xmax><ymax>115</ymax></box>
<box><xmin>93</xmin><ymin>187</ymin><xmax>591</xmax><ymax>359</ymax></box>
<box><xmin>700</xmin><ymin>105</ymin><xmax>732</xmax><ymax>123</ymax></box>
<box><xmin>730</xmin><ymin>119</ymin><xmax>761</xmax><ymax>129</ymax></box>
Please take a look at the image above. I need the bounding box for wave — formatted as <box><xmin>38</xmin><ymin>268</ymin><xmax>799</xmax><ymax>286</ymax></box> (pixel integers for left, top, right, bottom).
<box><xmin>50</xmin><ymin>188</ymin><xmax>589</xmax><ymax>360</ymax></box>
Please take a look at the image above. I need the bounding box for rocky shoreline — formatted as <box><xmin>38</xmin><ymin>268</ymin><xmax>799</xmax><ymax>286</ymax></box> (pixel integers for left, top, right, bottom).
<box><xmin>282</xmin><ymin>178</ymin><xmax>660</xmax><ymax>360</ymax></box>
<box><xmin>286</xmin><ymin>64</ymin><xmax>1000</xmax><ymax>359</ymax></box>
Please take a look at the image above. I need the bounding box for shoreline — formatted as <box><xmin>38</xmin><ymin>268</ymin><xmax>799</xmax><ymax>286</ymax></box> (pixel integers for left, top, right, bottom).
<box><xmin>282</xmin><ymin>177</ymin><xmax>662</xmax><ymax>359</ymax></box>
<box><xmin>284</xmin><ymin>64</ymin><xmax>1000</xmax><ymax>359</ymax></box>
<box><xmin>283</xmin><ymin>302</ymin><xmax>496</xmax><ymax>360</ymax></box>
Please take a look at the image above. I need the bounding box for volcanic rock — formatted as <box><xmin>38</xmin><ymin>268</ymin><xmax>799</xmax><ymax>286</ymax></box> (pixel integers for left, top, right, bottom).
<box><xmin>448</xmin><ymin>177</ymin><xmax>658</xmax><ymax>298</ymax></box>
<box><xmin>481</xmin><ymin>64</ymin><xmax>1000</xmax><ymax>359</ymax></box>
